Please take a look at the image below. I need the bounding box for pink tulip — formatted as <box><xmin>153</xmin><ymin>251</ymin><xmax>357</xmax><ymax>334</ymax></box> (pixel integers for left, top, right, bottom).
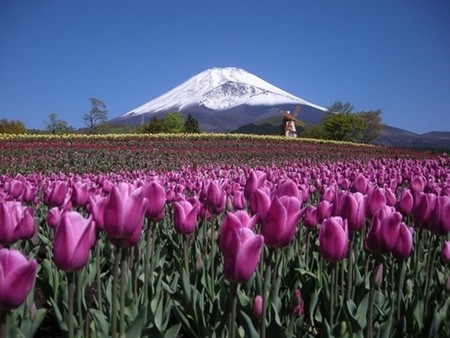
<box><xmin>274</xmin><ymin>180</ymin><xmax>301</xmax><ymax>200</ymax></box>
<box><xmin>53</xmin><ymin>211</ymin><xmax>95</xmax><ymax>272</ymax></box>
<box><xmin>261</xmin><ymin>196</ymin><xmax>301</xmax><ymax>249</ymax></box>
<box><xmin>319</xmin><ymin>217</ymin><xmax>349</xmax><ymax>262</ymax></box>
<box><xmin>9</xmin><ymin>180</ymin><xmax>23</xmax><ymax>199</ymax></box>
<box><xmin>46</xmin><ymin>207</ymin><xmax>64</xmax><ymax>228</ymax></box>
<box><xmin>252</xmin><ymin>295</ymin><xmax>263</xmax><ymax>318</ymax></box>
<box><xmin>222</xmin><ymin>227</ymin><xmax>264</xmax><ymax>283</ymax></box>
<box><xmin>173</xmin><ymin>198</ymin><xmax>199</xmax><ymax>235</ymax></box>
<box><xmin>441</xmin><ymin>241</ymin><xmax>450</xmax><ymax>262</ymax></box>
<box><xmin>230</xmin><ymin>190</ymin><xmax>246</xmax><ymax>210</ymax></box>
<box><xmin>142</xmin><ymin>181</ymin><xmax>167</xmax><ymax>222</ymax></box>
<box><xmin>20</xmin><ymin>181</ymin><xmax>38</xmax><ymax>203</ymax></box>
<box><xmin>102</xmin><ymin>184</ymin><xmax>147</xmax><ymax>240</ymax></box>
<box><xmin>219</xmin><ymin>211</ymin><xmax>258</xmax><ymax>253</ymax></box>
<box><xmin>201</xmin><ymin>180</ymin><xmax>226</xmax><ymax>214</ymax></box>
<box><xmin>411</xmin><ymin>175</ymin><xmax>426</xmax><ymax>193</ymax></box>
<box><xmin>0</xmin><ymin>201</ymin><xmax>35</xmax><ymax>245</ymax></box>
<box><xmin>0</xmin><ymin>248</ymin><xmax>37</xmax><ymax>310</ymax></box>
<box><xmin>413</xmin><ymin>193</ymin><xmax>436</xmax><ymax>228</ymax></box>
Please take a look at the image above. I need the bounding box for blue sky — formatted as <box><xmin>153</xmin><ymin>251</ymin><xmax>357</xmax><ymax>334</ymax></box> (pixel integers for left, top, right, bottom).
<box><xmin>1</xmin><ymin>0</ymin><xmax>449</xmax><ymax>134</ymax></box>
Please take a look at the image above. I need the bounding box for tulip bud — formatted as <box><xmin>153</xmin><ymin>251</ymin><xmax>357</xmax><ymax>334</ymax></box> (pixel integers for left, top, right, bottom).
<box><xmin>441</xmin><ymin>241</ymin><xmax>450</xmax><ymax>262</ymax></box>
<box><xmin>173</xmin><ymin>198</ymin><xmax>199</xmax><ymax>235</ymax></box>
<box><xmin>195</xmin><ymin>255</ymin><xmax>204</xmax><ymax>271</ymax></box>
<box><xmin>143</xmin><ymin>181</ymin><xmax>167</xmax><ymax>222</ymax></box>
<box><xmin>372</xmin><ymin>263</ymin><xmax>383</xmax><ymax>288</ymax></box>
<box><xmin>252</xmin><ymin>295</ymin><xmax>263</xmax><ymax>318</ymax></box>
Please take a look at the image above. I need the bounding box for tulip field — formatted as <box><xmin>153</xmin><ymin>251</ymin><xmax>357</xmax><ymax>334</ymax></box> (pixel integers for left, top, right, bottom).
<box><xmin>0</xmin><ymin>133</ymin><xmax>449</xmax><ymax>338</ymax></box>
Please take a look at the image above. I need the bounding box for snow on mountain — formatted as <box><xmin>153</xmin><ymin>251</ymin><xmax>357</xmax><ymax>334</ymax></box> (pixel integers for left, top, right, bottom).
<box><xmin>122</xmin><ymin>67</ymin><xmax>326</xmax><ymax>117</ymax></box>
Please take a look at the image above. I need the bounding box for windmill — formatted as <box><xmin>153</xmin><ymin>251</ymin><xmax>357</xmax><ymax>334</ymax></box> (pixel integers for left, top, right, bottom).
<box><xmin>281</xmin><ymin>105</ymin><xmax>306</xmax><ymax>137</ymax></box>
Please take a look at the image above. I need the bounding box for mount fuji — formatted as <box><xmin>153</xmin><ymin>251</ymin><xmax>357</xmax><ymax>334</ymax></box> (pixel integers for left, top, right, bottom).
<box><xmin>112</xmin><ymin>67</ymin><xmax>328</xmax><ymax>132</ymax></box>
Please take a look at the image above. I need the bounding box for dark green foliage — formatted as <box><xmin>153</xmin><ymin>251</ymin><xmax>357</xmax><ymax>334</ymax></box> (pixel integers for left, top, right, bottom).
<box><xmin>183</xmin><ymin>114</ymin><xmax>201</xmax><ymax>133</ymax></box>
<box><xmin>0</xmin><ymin>118</ymin><xmax>27</xmax><ymax>134</ymax></box>
<box><xmin>44</xmin><ymin>113</ymin><xmax>73</xmax><ymax>134</ymax></box>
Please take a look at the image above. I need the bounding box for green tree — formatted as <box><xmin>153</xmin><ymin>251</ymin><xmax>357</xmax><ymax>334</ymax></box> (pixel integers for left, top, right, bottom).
<box><xmin>358</xmin><ymin>110</ymin><xmax>383</xmax><ymax>143</ymax></box>
<box><xmin>83</xmin><ymin>98</ymin><xmax>108</xmax><ymax>133</ymax></box>
<box><xmin>323</xmin><ymin>112</ymin><xmax>364</xmax><ymax>142</ymax></box>
<box><xmin>142</xmin><ymin>117</ymin><xmax>167</xmax><ymax>134</ymax></box>
<box><xmin>44</xmin><ymin>113</ymin><xmax>72</xmax><ymax>134</ymax></box>
<box><xmin>327</xmin><ymin>100</ymin><xmax>354</xmax><ymax>114</ymax></box>
<box><xmin>0</xmin><ymin>119</ymin><xmax>27</xmax><ymax>134</ymax></box>
<box><xmin>183</xmin><ymin>113</ymin><xmax>201</xmax><ymax>133</ymax></box>
<box><xmin>165</xmin><ymin>112</ymin><xmax>184</xmax><ymax>133</ymax></box>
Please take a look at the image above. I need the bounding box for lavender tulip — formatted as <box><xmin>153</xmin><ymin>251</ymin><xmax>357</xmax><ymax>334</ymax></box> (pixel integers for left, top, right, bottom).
<box><xmin>0</xmin><ymin>248</ymin><xmax>37</xmax><ymax>310</ymax></box>
<box><xmin>319</xmin><ymin>216</ymin><xmax>349</xmax><ymax>262</ymax></box>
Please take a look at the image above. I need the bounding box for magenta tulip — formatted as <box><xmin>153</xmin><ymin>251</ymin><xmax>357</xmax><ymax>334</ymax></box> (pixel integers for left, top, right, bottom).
<box><xmin>274</xmin><ymin>179</ymin><xmax>301</xmax><ymax>200</ymax></box>
<box><xmin>365</xmin><ymin>206</ymin><xmax>402</xmax><ymax>253</ymax></box>
<box><xmin>341</xmin><ymin>192</ymin><xmax>366</xmax><ymax>232</ymax></box>
<box><xmin>410</xmin><ymin>175</ymin><xmax>426</xmax><ymax>193</ymax></box>
<box><xmin>71</xmin><ymin>182</ymin><xmax>89</xmax><ymax>207</ymax></box>
<box><xmin>102</xmin><ymin>183</ymin><xmax>147</xmax><ymax>240</ymax></box>
<box><xmin>352</xmin><ymin>173</ymin><xmax>369</xmax><ymax>194</ymax></box>
<box><xmin>261</xmin><ymin>196</ymin><xmax>301</xmax><ymax>249</ymax></box>
<box><xmin>244</xmin><ymin>170</ymin><xmax>266</xmax><ymax>200</ymax></box>
<box><xmin>219</xmin><ymin>211</ymin><xmax>258</xmax><ymax>253</ymax></box>
<box><xmin>249</xmin><ymin>188</ymin><xmax>271</xmax><ymax>221</ymax></box>
<box><xmin>397</xmin><ymin>189</ymin><xmax>414</xmax><ymax>215</ymax></box>
<box><xmin>302</xmin><ymin>205</ymin><xmax>318</xmax><ymax>229</ymax></box>
<box><xmin>142</xmin><ymin>181</ymin><xmax>167</xmax><ymax>222</ymax></box>
<box><xmin>429</xmin><ymin>195</ymin><xmax>450</xmax><ymax>236</ymax></box>
<box><xmin>201</xmin><ymin>180</ymin><xmax>226</xmax><ymax>214</ymax></box>
<box><xmin>0</xmin><ymin>248</ymin><xmax>37</xmax><ymax>310</ymax></box>
<box><xmin>47</xmin><ymin>181</ymin><xmax>69</xmax><ymax>207</ymax></box>
<box><xmin>412</xmin><ymin>192</ymin><xmax>436</xmax><ymax>228</ymax></box>
<box><xmin>53</xmin><ymin>211</ymin><xmax>95</xmax><ymax>272</ymax></box>
<box><xmin>173</xmin><ymin>198</ymin><xmax>199</xmax><ymax>235</ymax></box>
<box><xmin>392</xmin><ymin>223</ymin><xmax>413</xmax><ymax>259</ymax></box>
<box><xmin>221</xmin><ymin>227</ymin><xmax>264</xmax><ymax>283</ymax></box>
<box><xmin>441</xmin><ymin>241</ymin><xmax>450</xmax><ymax>262</ymax></box>
<box><xmin>366</xmin><ymin>187</ymin><xmax>387</xmax><ymax>218</ymax></box>
<box><xmin>0</xmin><ymin>201</ymin><xmax>35</xmax><ymax>245</ymax></box>
<box><xmin>46</xmin><ymin>207</ymin><xmax>63</xmax><ymax>229</ymax></box>
<box><xmin>319</xmin><ymin>216</ymin><xmax>349</xmax><ymax>262</ymax></box>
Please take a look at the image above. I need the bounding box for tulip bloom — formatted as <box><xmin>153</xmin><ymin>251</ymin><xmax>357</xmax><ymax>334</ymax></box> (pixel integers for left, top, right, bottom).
<box><xmin>142</xmin><ymin>181</ymin><xmax>167</xmax><ymax>222</ymax></box>
<box><xmin>249</xmin><ymin>188</ymin><xmax>271</xmax><ymax>221</ymax></box>
<box><xmin>53</xmin><ymin>211</ymin><xmax>96</xmax><ymax>272</ymax></box>
<box><xmin>173</xmin><ymin>198</ymin><xmax>199</xmax><ymax>235</ymax></box>
<box><xmin>365</xmin><ymin>206</ymin><xmax>402</xmax><ymax>254</ymax></box>
<box><xmin>302</xmin><ymin>205</ymin><xmax>318</xmax><ymax>229</ymax></box>
<box><xmin>429</xmin><ymin>195</ymin><xmax>450</xmax><ymax>236</ymax></box>
<box><xmin>71</xmin><ymin>182</ymin><xmax>90</xmax><ymax>207</ymax></box>
<box><xmin>102</xmin><ymin>183</ymin><xmax>147</xmax><ymax>240</ymax></box>
<box><xmin>352</xmin><ymin>173</ymin><xmax>369</xmax><ymax>194</ymax></box>
<box><xmin>244</xmin><ymin>170</ymin><xmax>266</xmax><ymax>200</ymax></box>
<box><xmin>219</xmin><ymin>211</ymin><xmax>258</xmax><ymax>252</ymax></box>
<box><xmin>366</xmin><ymin>188</ymin><xmax>387</xmax><ymax>218</ymax></box>
<box><xmin>252</xmin><ymin>295</ymin><xmax>263</xmax><ymax>318</ymax></box>
<box><xmin>46</xmin><ymin>181</ymin><xmax>69</xmax><ymax>207</ymax></box>
<box><xmin>0</xmin><ymin>249</ymin><xmax>37</xmax><ymax>311</ymax></box>
<box><xmin>261</xmin><ymin>196</ymin><xmax>301</xmax><ymax>249</ymax></box>
<box><xmin>201</xmin><ymin>180</ymin><xmax>226</xmax><ymax>214</ymax></box>
<box><xmin>340</xmin><ymin>192</ymin><xmax>367</xmax><ymax>232</ymax></box>
<box><xmin>221</xmin><ymin>227</ymin><xmax>264</xmax><ymax>284</ymax></box>
<box><xmin>0</xmin><ymin>201</ymin><xmax>35</xmax><ymax>246</ymax></box>
<box><xmin>392</xmin><ymin>223</ymin><xmax>413</xmax><ymax>259</ymax></box>
<box><xmin>396</xmin><ymin>189</ymin><xmax>414</xmax><ymax>215</ymax></box>
<box><xmin>441</xmin><ymin>241</ymin><xmax>450</xmax><ymax>262</ymax></box>
<box><xmin>319</xmin><ymin>217</ymin><xmax>349</xmax><ymax>262</ymax></box>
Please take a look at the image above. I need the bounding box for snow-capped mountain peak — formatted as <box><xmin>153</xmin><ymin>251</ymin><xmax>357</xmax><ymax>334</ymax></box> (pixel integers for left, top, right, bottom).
<box><xmin>122</xmin><ymin>67</ymin><xmax>326</xmax><ymax>117</ymax></box>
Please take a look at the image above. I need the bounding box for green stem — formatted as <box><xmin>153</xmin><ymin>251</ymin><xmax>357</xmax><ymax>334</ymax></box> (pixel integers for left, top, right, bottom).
<box><xmin>210</xmin><ymin>213</ymin><xmax>217</xmax><ymax>286</ymax></box>
<box><xmin>330</xmin><ymin>263</ymin><xmax>336</xmax><ymax>330</ymax></box>
<box><xmin>259</xmin><ymin>250</ymin><xmax>273</xmax><ymax>338</ymax></box>
<box><xmin>228</xmin><ymin>283</ymin><xmax>238</xmax><ymax>338</ymax></box>
<box><xmin>0</xmin><ymin>310</ymin><xmax>7</xmax><ymax>338</ymax></box>
<box><xmin>366</xmin><ymin>279</ymin><xmax>376</xmax><ymax>338</ymax></box>
<box><xmin>77</xmin><ymin>270</ymin><xmax>83</xmax><ymax>327</ymax></box>
<box><xmin>120</xmin><ymin>251</ymin><xmax>127</xmax><ymax>338</ymax></box>
<box><xmin>424</xmin><ymin>236</ymin><xmax>439</xmax><ymax>316</ymax></box>
<box><xmin>346</xmin><ymin>234</ymin><xmax>354</xmax><ymax>300</ymax></box>
<box><xmin>96</xmin><ymin>241</ymin><xmax>103</xmax><ymax>311</ymax></box>
<box><xmin>184</xmin><ymin>235</ymin><xmax>190</xmax><ymax>273</ymax></box>
<box><xmin>68</xmin><ymin>273</ymin><xmax>75</xmax><ymax>338</ymax></box>
<box><xmin>111</xmin><ymin>248</ymin><xmax>121</xmax><ymax>338</ymax></box>
<box><xmin>143</xmin><ymin>221</ymin><xmax>153</xmax><ymax>306</ymax></box>
<box><xmin>395</xmin><ymin>260</ymin><xmax>406</xmax><ymax>324</ymax></box>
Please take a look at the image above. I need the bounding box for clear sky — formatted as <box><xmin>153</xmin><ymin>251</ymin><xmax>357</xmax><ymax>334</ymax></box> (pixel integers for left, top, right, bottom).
<box><xmin>1</xmin><ymin>0</ymin><xmax>449</xmax><ymax>134</ymax></box>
